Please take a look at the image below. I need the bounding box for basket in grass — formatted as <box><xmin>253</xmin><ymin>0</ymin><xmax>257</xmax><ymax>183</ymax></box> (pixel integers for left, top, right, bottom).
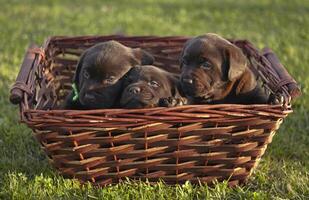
<box><xmin>9</xmin><ymin>35</ymin><xmax>301</xmax><ymax>187</ymax></box>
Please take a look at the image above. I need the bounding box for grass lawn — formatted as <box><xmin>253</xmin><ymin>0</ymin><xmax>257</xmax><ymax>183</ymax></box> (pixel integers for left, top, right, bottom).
<box><xmin>0</xmin><ymin>0</ymin><xmax>308</xmax><ymax>199</ymax></box>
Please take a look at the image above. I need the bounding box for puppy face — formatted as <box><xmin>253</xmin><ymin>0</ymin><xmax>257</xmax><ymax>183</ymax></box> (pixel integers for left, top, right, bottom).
<box><xmin>73</xmin><ymin>40</ymin><xmax>154</xmax><ymax>109</ymax></box>
<box><xmin>120</xmin><ymin>65</ymin><xmax>177</xmax><ymax>108</ymax></box>
<box><xmin>180</xmin><ymin>33</ymin><xmax>247</xmax><ymax>102</ymax></box>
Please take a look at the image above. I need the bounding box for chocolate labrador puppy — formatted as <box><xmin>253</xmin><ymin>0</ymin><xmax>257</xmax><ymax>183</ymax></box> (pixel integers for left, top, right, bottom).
<box><xmin>180</xmin><ymin>33</ymin><xmax>270</xmax><ymax>104</ymax></box>
<box><xmin>64</xmin><ymin>40</ymin><xmax>154</xmax><ymax>109</ymax></box>
<box><xmin>120</xmin><ymin>65</ymin><xmax>186</xmax><ymax>108</ymax></box>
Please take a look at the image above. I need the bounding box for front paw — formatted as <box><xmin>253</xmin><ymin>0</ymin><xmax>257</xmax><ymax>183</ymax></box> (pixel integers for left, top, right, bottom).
<box><xmin>268</xmin><ymin>93</ymin><xmax>286</xmax><ymax>105</ymax></box>
<box><xmin>159</xmin><ymin>97</ymin><xmax>188</xmax><ymax>107</ymax></box>
<box><xmin>159</xmin><ymin>97</ymin><xmax>178</xmax><ymax>107</ymax></box>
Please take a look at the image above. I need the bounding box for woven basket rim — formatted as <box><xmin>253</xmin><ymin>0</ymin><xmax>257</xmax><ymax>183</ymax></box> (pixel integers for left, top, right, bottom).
<box><xmin>24</xmin><ymin>103</ymin><xmax>290</xmax><ymax>112</ymax></box>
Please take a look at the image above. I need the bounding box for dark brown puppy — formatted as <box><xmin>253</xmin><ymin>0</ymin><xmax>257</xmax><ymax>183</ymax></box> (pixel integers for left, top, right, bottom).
<box><xmin>120</xmin><ymin>65</ymin><xmax>186</xmax><ymax>108</ymax></box>
<box><xmin>64</xmin><ymin>40</ymin><xmax>154</xmax><ymax>109</ymax></box>
<box><xmin>180</xmin><ymin>33</ymin><xmax>269</xmax><ymax>104</ymax></box>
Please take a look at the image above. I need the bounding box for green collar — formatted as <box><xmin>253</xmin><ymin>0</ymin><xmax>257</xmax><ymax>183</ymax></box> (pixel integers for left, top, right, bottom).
<box><xmin>72</xmin><ymin>83</ymin><xmax>79</xmax><ymax>102</ymax></box>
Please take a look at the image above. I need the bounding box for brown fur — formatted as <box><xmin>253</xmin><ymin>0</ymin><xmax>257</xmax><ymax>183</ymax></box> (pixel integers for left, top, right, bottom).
<box><xmin>64</xmin><ymin>40</ymin><xmax>154</xmax><ymax>109</ymax></box>
<box><xmin>180</xmin><ymin>33</ymin><xmax>269</xmax><ymax>104</ymax></box>
<box><xmin>120</xmin><ymin>65</ymin><xmax>185</xmax><ymax>108</ymax></box>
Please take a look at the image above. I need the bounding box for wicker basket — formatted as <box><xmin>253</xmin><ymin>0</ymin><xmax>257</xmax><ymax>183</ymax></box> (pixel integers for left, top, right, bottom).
<box><xmin>10</xmin><ymin>35</ymin><xmax>301</xmax><ymax>187</ymax></box>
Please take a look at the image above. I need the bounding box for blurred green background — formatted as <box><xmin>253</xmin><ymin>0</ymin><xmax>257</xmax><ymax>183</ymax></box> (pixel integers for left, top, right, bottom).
<box><xmin>0</xmin><ymin>0</ymin><xmax>308</xmax><ymax>199</ymax></box>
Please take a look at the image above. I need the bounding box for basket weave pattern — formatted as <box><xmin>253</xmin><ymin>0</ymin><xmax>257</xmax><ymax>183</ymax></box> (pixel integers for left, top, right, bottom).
<box><xmin>10</xmin><ymin>35</ymin><xmax>300</xmax><ymax>186</ymax></box>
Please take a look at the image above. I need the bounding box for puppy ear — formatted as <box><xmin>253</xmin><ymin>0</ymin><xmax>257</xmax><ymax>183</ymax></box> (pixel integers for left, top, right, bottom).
<box><xmin>73</xmin><ymin>50</ymin><xmax>87</xmax><ymax>85</ymax></box>
<box><xmin>131</xmin><ymin>48</ymin><xmax>154</xmax><ymax>65</ymax></box>
<box><xmin>225</xmin><ymin>44</ymin><xmax>247</xmax><ymax>81</ymax></box>
<box><xmin>122</xmin><ymin>66</ymin><xmax>141</xmax><ymax>84</ymax></box>
<box><xmin>127</xmin><ymin>66</ymin><xmax>141</xmax><ymax>76</ymax></box>
<box><xmin>167</xmin><ymin>73</ymin><xmax>182</xmax><ymax>98</ymax></box>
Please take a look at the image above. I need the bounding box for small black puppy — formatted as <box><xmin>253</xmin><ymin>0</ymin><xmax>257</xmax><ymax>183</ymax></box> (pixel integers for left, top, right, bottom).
<box><xmin>120</xmin><ymin>65</ymin><xmax>186</xmax><ymax>108</ymax></box>
<box><xmin>64</xmin><ymin>40</ymin><xmax>154</xmax><ymax>109</ymax></box>
<box><xmin>180</xmin><ymin>33</ymin><xmax>270</xmax><ymax>104</ymax></box>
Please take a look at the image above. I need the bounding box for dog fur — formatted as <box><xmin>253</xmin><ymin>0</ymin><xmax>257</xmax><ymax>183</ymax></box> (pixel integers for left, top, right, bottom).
<box><xmin>180</xmin><ymin>33</ymin><xmax>270</xmax><ymax>104</ymax></box>
<box><xmin>120</xmin><ymin>65</ymin><xmax>186</xmax><ymax>108</ymax></box>
<box><xmin>64</xmin><ymin>40</ymin><xmax>154</xmax><ymax>109</ymax></box>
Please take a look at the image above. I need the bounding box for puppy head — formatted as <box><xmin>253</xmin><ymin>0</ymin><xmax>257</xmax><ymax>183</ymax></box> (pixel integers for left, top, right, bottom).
<box><xmin>180</xmin><ymin>33</ymin><xmax>247</xmax><ymax>102</ymax></box>
<box><xmin>73</xmin><ymin>40</ymin><xmax>154</xmax><ymax>108</ymax></box>
<box><xmin>120</xmin><ymin>65</ymin><xmax>178</xmax><ymax>108</ymax></box>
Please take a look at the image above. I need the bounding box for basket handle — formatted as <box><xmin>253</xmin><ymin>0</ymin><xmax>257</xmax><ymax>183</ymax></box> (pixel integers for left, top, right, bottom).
<box><xmin>9</xmin><ymin>44</ymin><xmax>43</xmax><ymax>105</ymax></box>
<box><xmin>262</xmin><ymin>47</ymin><xmax>301</xmax><ymax>100</ymax></box>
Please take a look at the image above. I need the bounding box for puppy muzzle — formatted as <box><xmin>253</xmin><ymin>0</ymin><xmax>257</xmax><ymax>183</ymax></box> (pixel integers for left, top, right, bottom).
<box><xmin>79</xmin><ymin>81</ymin><xmax>122</xmax><ymax>108</ymax></box>
<box><xmin>80</xmin><ymin>91</ymin><xmax>110</xmax><ymax>106</ymax></box>
<box><xmin>121</xmin><ymin>84</ymin><xmax>157</xmax><ymax>108</ymax></box>
<box><xmin>181</xmin><ymin>76</ymin><xmax>207</xmax><ymax>97</ymax></box>
<box><xmin>83</xmin><ymin>93</ymin><xmax>96</xmax><ymax>103</ymax></box>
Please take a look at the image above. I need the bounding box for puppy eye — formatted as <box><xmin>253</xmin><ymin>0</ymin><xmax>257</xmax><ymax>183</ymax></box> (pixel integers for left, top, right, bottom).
<box><xmin>148</xmin><ymin>80</ymin><xmax>159</xmax><ymax>88</ymax></box>
<box><xmin>83</xmin><ymin>70</ymin><xmax>90</xmax><ymax>79</ymax></box>
<box><xmin>201</xmin><ymin>60</ymin><xmax>212</xmax><ymax>69</ymax></box>
<box><xmin>123</xmin><ymin>75</ymin><xmax>134</xmax><ymax>83</ymax></box>
<box><xmin>106</xmin><ymin>76</ymin><xmax>115</xmax><ymax>83</ymax></box>
<box><xmin>198</xmin><ymin>57</ymin><xmax>206</xmax><ymax>64</ymax></box>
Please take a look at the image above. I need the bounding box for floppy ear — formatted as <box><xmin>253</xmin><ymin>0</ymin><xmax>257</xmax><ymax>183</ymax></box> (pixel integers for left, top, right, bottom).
<box><xmin>131</xmin><ymin>48</ymin><xmax>154</xmax><ymax>65</ymax></box>
<box><xmin>126</xmin><ymin>65</ymin><xmax>142</xmax><ymax>77</ymax></box>
<box><xmin>73</xmin><ymin>50</ymin><xmax>87</xmax><ymax>86</ymax></box>
<box><xmin>224</xmin><ymin>44</ymin><xmax>247</xmax><ymax>81</ymax></box>
<box><xmin>122</xmin><ymin>66</ymin><xmax>141</xmax><ymax>85</ymax></box>
<box><xmin>167</xmin><ymin>73</ymin><xmax>183</xmax><ymax>98</ymax></box>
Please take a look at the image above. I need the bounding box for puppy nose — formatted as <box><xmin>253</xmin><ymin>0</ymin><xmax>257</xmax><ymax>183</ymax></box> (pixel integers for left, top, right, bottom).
<box><xmin>182</xmin><ymin>77</ymin><xmax>193</xmax><ymax>84</ymax></box>
<box><xmin>128</xmin><ymin>86</ymin><xmax>141</xmax><ymax>94</ymax></box>
<box><xmin>84</xmin><ymin>93</ymin><xmax>96</xmax><ymax>102</ymax></box>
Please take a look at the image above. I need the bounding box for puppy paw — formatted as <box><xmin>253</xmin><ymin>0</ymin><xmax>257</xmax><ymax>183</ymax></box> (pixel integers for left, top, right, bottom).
<box><xmin>159</xmin><ymin>97</ymin><xmax>188</xmax><ymax>107</ymax></box>
<box><xmin>268</xmin><ymin>94</ymin><xmax>286</xmax><ymax>105</ymax></box>
<box><xmin>159</xmin><ymin>97</ymin><xmax>178</xmax><ymax>107</ymax></box>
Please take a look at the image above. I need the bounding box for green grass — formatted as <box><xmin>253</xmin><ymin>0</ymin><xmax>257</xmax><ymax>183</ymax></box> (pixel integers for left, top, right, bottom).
<box><xmin>0</xmin><ymin>0</ymin><xmax>308</xmax><ymax>199</ymax></box>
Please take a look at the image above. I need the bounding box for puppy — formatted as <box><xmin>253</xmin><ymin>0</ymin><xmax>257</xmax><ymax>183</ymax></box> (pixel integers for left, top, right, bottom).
<box><xmin>64</xmin><ymin>40</ymin><xmax>154</xmax><ymax>109</ymax></box>
<box><xmin>180</xmin><ymin>33</ymin><xmax>270</xmax><ymax>104</ymax></box>
<box><xmin>120</xmin><ymin>65</ymin><xmax>186</xmax><ymax>108</ymax></box>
